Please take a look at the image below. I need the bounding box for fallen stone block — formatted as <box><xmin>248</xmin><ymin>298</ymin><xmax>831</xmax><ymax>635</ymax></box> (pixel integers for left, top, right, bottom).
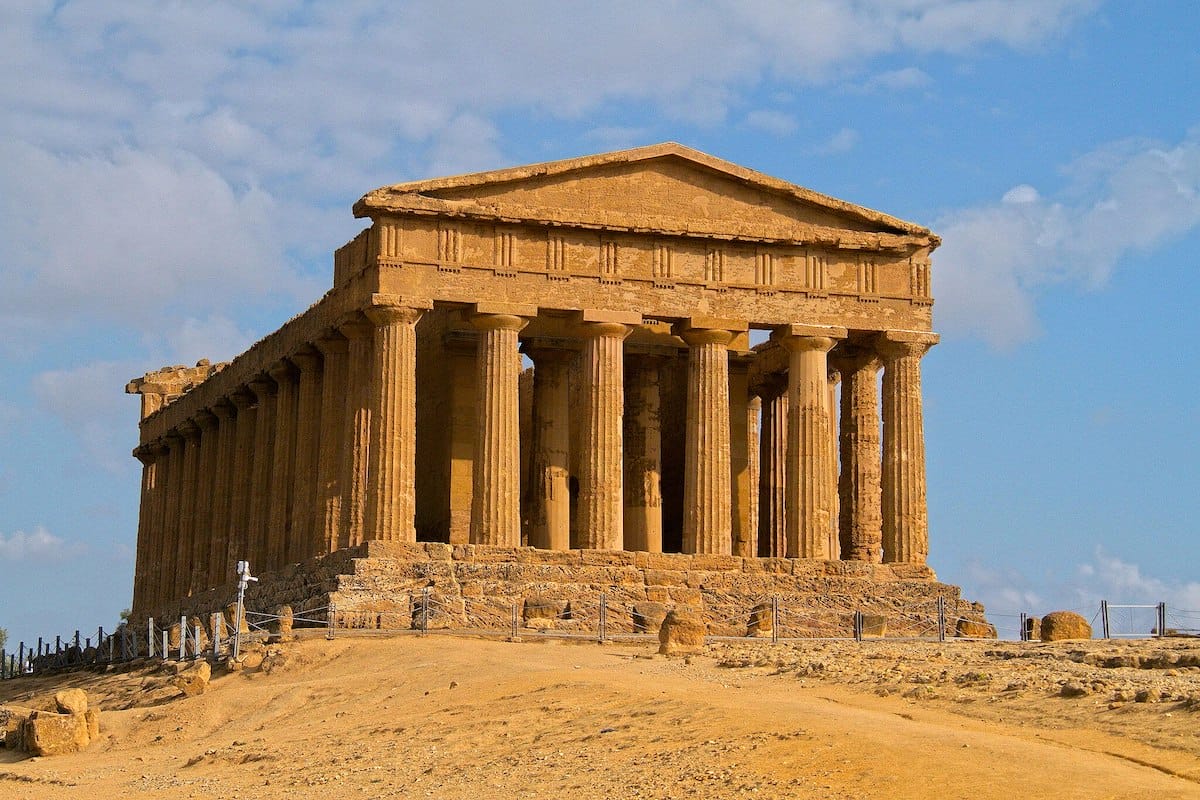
<box><xmin>22</xmin><ymin>711</ymin><xmax>90</xmax><ymax>756</ymax></box>
<box><xmin>658</xmin><ymin>607</ymin><xmax>707</xmax><ymax>655</ymax></box>
<box><xmin>54</xmin><ymin>689</ymin><xmax>88</xmax><ymax>715</ymax></box>
<box><xmin>175</xmin><ymin>661</ymin><xmax>211</xmax><ymax>696</ymax></box>
<box><xmin>1040</xmin><ymin>611</ymin><xmax>1092</xmax><ymax>642</ymax></box>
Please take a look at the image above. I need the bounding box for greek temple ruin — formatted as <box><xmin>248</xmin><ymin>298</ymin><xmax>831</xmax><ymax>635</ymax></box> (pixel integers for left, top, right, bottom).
<box><xmin>127</xmin><ymin>143</ymin><xmax>985</xmax><ymax>637</ymax></box>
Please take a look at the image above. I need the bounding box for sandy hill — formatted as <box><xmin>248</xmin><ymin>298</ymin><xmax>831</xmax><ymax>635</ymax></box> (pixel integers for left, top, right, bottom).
<box><xmin>2</xmin><ymin>634</ymin><xmax>1200</xmax><ymax>799</ymax></box>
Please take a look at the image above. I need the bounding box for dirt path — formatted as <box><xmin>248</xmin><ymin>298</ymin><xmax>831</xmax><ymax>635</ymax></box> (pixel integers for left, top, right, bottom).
<box><xmin>2</xmin><ymin>635</ymin><xmax>1199</xmax><ymax>799</ymax></box>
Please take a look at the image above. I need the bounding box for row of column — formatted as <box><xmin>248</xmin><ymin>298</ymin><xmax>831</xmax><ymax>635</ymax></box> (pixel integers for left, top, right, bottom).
<box><xmin>132</xmin><ymin>295</ymin><xmax>428</xmax><ymax>615</ymax></box>
<box><xmin>756</xmin><ymin>332</ymin><xmax>933</xmax><ymax>563</ymax></box>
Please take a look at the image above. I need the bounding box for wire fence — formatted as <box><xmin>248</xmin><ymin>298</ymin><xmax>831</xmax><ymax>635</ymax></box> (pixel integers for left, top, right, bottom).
<box><xmin>1</xmin><ymin>597</ymin><xmax>1192</xmax><ymax>679</ymax></box>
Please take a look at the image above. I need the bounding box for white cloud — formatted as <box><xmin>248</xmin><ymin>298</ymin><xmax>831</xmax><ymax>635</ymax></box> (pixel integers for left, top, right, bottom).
<box><xmin>0</xmin><ymin>526</ymin><xmax>84</xmax><ymax>561</ymax></box>
<box><xmin>859</xmin><ymin>66</ymin><xmax>933</xmax><ymax>92</ymax></box>
<box><xmin>744</xmin><ymin>110</ymin><xmax>799</xmax><ymax>137</ymax></box>
<box><xmin>934</xmin><ymin>129</ymin><xmax>1200</xmax><ymax>348</ymax></box>
<box><xmin>32</xmin><ymin>360</ymin><xmax>143</xmax><ymax>474</ymax></box>
<box><xmin>161</xmin><ymin>316</ymin><xmax>258</xmax><ymax>366</ymax></box>
<box><xmin>817</xmin><ymin>127</ymin><xmax>861</xmax><ymax>155</ymax></box>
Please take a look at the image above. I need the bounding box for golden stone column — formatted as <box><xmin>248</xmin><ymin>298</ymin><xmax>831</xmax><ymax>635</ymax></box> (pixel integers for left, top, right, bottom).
<box><xmin>208</xmin><ymin>400</ymin><xmax>237</xmax><ymax>587</ymax></box>
<box><xmin>364</xmin><ymin>297</ymin><xmax>429</xmax><ymax>543</ymax></box>
<box><xmin>834</xmin><ymin>347</ymin><xmax>883</xmax><ymax>562</ymax></box>
<box><xmin>747</xmin><ymin>394</ymin><xmax>761</xmax><ymax>556</ymax></box>
<box><xmin>756</xmin><ymin>375</ymin><xmax>788</xmax><ymax>558</ymax></box>
<box><xmin>289</xmin><ymin>347</ymin><xmax>323</xmax><ymax>562</ymax></box>
<box><xmin>525</xmin><ymin>343</ymin><xmax>574</xmax><ymax>551</ymax></box>
<box><xmin>469</xmin><ymin>307</ymin><xmax>532</xmax><ymax>546</ymax></box>
<box><xmin>267</xmin><ymin>361</ymin><xmax>298</xmax><ymax>569</ymax></box>
<box><xmin>175</xmin><ymin>421</ymin><xmax>201</xmax><ymax>598</ymax></box>
<box><xmin>315</xmin><ymin>333</ymin><xmax>348</xmax><ymax>554</ymax></box>
<box><xmin>190</xmin><ymin>410</ymin><xmax>218</xmax><ymax>593</ymax></box>
<box><xmin>131</xmin><ymin>445</ymin><xmax>158</xmax><ymax>615</ymax></box>
<box><xmin>623</xmin><ymin>353</ymin><xmax>663</xmax><ymax>553</ymax></box>
<box><xmin>781</xmin><ymin>324</ymin><xmax>846</xmax><ymax>559</ymax></box>
<box><xmin>730</xmin><ymin>358</ymin><xmax>754</xmax><ymax>558</ymax></box>
<box><xmin>677</xmin><ymin>319</ymin><xmax>744</xmax><ymax>555</ymax></box>
<box><xmin>247</xmin><ymin>376</ymin><xmax>278</xmax><ymax>569</ymax></box>
<box><xmin>826</xmin><ymin>368</ymin><xmax>841</xmax><ymax>560</ymax></box>
<box><xmin>226</xmin><ymin>389</ymin><xmax>257</xmax><ymax>574</ymax></box>
<box><xmin>148</xmin><ymin>438</ymin><xmax>172</xmax><ymax>608</ymax></box>
<box><xmin>577</xmin><ymin>312</ymin><xmax>638</xmax><ymax>551</ymax></box>
<box><xmin>880</xmin><ymin>332</ymin><xmax>938</xmax><ymax>564</ymax></box>
<box><xmin>338</xmin><ymin>315</ymin><xmax>373</xmax><ymax>548</ymax></box>
<box><xmin>160</xmin><ymin>429</ymin><xmax>184</xmax><ymax>602</ymax></box>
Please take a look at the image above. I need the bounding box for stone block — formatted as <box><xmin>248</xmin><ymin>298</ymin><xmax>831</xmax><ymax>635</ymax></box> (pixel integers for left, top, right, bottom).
<box><xmin>861</xmin><ymin>614</ymin><xmax>887</xmax><ymax>638</ymax></box>
<box><xmin>523</xmin><ymin>597</ymin><xmax>566</xmax><ymax>622</ymax></box>
<box><xmin>955</xmin><ymin>618</ymin><xmax>998</xmax><ymax>639</ymax></box>
<box><xmin>54</xmin><ymin>689</ymin><xmax>88</xmax><ymax>715</ymax></box>
<box><xmin>84</xmin><ymin>709</ymin><xmax>100</xmax><ymax>741</ymax></box>
<box><xmin>1</xmin><ymin>706</ymin><xmax>33</xmax><ymax>750</ymax></box>
<box><xmin>668</xmin><ymin>587</ymin><xmax>702</xmax><ymax>605</ymax></box>
<box><xmin>747</xmin><ymin>602</ymin><xmax>773</xmax><ymax>638</ymax></box>
<box><xmin>644</xmin><ymin>586</ymin><xmax>671</xmax><ymax>603</ymax></box>
<box><xmin>686</xmin><ymin>554</ymin><xmax>742</xmax><ymax>571</ymax></box>
<box><xmin>658</xmin><ymin>608</ymin><xmax>707</xmax><ymax>655</ymax></box>
<box><xmin>742</xmin><ymin>557</ymin><xmax>791</xmax><ymax>574</ymax></box>
<box><xmin>1040</xmin><ymin>611</ymin><xmax>1091</xmax><ymax>641</ymax></box>
<box><xmin>22</xmin><ymin>711</ymin><xmax>90</xmax><ymax>756</ymax></box>
<box><xmin>636</xmin><ymin>552</ymin><xmax>695</xmax><ymax>572</ymax></box>
<box><xmin>580</xmin><ymin>549</ymin><xmax>638</xmax><ymax>567</ymax></box>
<box><xmin>644</xmin><ymin>568</ymin><xmax>687</xmax><ymax>587</ymax></box>
<box><xmin>1024</xmin><ymin>616</ymin><xmax>1041</xmax><ymax>641</ymax></box>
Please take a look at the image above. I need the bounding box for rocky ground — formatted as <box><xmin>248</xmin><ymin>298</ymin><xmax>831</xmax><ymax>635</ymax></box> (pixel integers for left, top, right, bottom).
<box><xmin>1</xmin><ymin>632</ymin><xmax>1198</xmax><ymax>799</ymax></box>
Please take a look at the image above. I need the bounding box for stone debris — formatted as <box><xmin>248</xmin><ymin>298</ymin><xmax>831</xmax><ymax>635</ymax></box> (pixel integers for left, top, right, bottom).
<box><xmin>4</xmin><ymin>689</ymin><xmax>102</xmax><ymax>756</ymax></box>
<box><xmin>175</xmin><ymin>661</ymin><xmax>211</xmax><ymax>697</ymax></box>
<box><xmin>1040</xmin><ymin>611</ymin><xmax>1092</xmax><ymax>642</ymax></box>
<box><xmin>54</xmin><ymin>688</ymin><xmax>88</xmax><ymax>715</ymax></box>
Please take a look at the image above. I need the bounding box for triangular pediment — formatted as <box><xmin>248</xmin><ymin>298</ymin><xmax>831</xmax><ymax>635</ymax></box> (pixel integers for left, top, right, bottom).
<box><xmin>355</xmin><ymin>143</ymin><xmax>935</xmax><ymax>247</ymax></box>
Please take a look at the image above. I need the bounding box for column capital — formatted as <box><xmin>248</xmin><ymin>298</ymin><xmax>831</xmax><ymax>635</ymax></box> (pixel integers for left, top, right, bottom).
<box><xmin>780</xmin><ymin>334</ymin><xmax>838</xmax><ymax>354</ymax></box>
<box><xmin>337</xmin><ymin>313</ymin><xmax>373</xmax><ymax>340</ymax></box>
<box><xmin>268</xmin><ymin>359</ymin><xmax>298</xmax><ymax>384</ymax></box>
<box><xmin>364</xmin><ymin>295</ymin><xmax>431</xmax><ymax>326</ymax></box>
<box><xmin>830</xmin><ymin>342</ymin><xmax>882</xmax><ymax>373</ymax></box>
<box><xmin>194</xmin><ymin>409</ymin><xmax>218</xmax><ymax>430</ymax></box>
<box><xmin>165</xmin><ymin>428</ymin><xmax>184</xmax><ymax>444</ymax></box>
<box><xmin>470</xmin><ymin>311</ymin><xmax>531</xmax><ymax>333</ymax></box>
<box><xmin>133</xmin><ymin>444</ymin><xmax>157</xmax><ymax>465</ymax></box>
<box><xmin>229</xmin><ymin>388</ymin><xmax>256</xmax><ymax>410</ymax></box>
<box><xmin>315</xmin><ymin>330</ymin><xmax>349</xmax><ymax>356</ymax></box>
<box><xmin>248</xmin><ymin>375</ymin><xmax>278</xmax><ymax>399</ymax></box>
<box><xmin>212</xmin><ymin>398</ymin><xmax>237</xmax><ymax>419</ymax></box>
<box><xmin>878</xmin><ymin>330</ymin><xmax>938</xmax><ymax>360</ymax></box>
<box><xmin>291</xmin><ymin>345</ymin><xmax>322</xmax><ymax>372</ymax></box>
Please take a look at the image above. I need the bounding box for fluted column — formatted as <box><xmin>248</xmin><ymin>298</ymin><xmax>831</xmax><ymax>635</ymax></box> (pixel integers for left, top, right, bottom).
<box><xmin>148</xmin><ymin>439</ymin><xmax>171</xmax><ymax>608</ymax></box>
<box><xmin>339</xmin><ymin>316</ymin><xmax>373</xmax><ymax>548</ymax></box>
<box><xmin>835</xmin><ymin>348</ymin><xmax>883</xmax><ymax>562</ymax></box>
<box><xmin>175</xmin><ymin>421</ymin><xmax>201</xmax><ymax>598</ymax></box>
<box><xmin>827</xmin><ymin>368</ymin><xmax>841</xmax><ymax>560</ymax></box>
<box><xmin>623</xmin><ymin>354</ymin><xmax>663</xmax><ymax>553</ymax></box>
<box><xmin>267</xmin><ymin>361</ymin><xmax>298</xmax><ymax>568</ymax></box>
<box><xmin>782</xmin><ymin>324</ymin><xmax>846</xmax><ymax>559</ymax></box>
<box><xmin>880</xmin><ymin>333</ymin><xmax>937</xmax><ymax>564</ymax></box>
<box><xmin>525</xmin><ymin>345</ymin><xmax>574</xmax><ymax>551</ymax></box>
<box><xmin>747</xmin><ymin>394</ymin><xmax>761</xmax><ymax>556</ymax></box>
<box><xmin>315</xmin><ymin>333</ymin><xmax>348</xmax><ymax>554</ymax></box>
<box><xmin>226</xmin><ymin>389</ymin><xmax>257</xmax><ymax>574</ymax></box>
<box><xmin>190</xmin><ymin>411</ymin><xmax>218</xmax><ymax>592</ymax></box>
<box><xmin>757</xmin><ymin>376</ymin><xmax>788</xmax><ymax>557</ymax></box>
<box><xmin>161</xmin><ymin>430</ymin><xmax>184</xmax><ymax>603</ymax></box>
<box><xmin>678</xmin><ymin>321</ymin><xmax>740</xmax><ymax>555</ymax></box>
<box><xmin>132</xmin><ymin>445</ymin><xmax>157</xmax><ymax>616</ymax></box>
<box><xmin>730</xmin><ymin>358</ymin><xmax>754</xmax><ymax>558</ymax></box>
<box><xmin>365</xmin><ymin>298</ymin><xmax>428</xmax><ymax>543</ymax></box>
<box><xmin>247</xmin><ymin>376</ymin><xmax>277</xmax><ymax>569</ymax></box>
<box><xmin>469</xmin><ymin>311</ymin><xmax>531</xmax><ymax>546</ymax></box>
<box><xmin>290</xmin><ymin>348</ymin><xmax>323</xmax><ymax>562</ymax></box>
<box><xmin>208</xmin><ymin>400</ymin><xmax>236</xmax><ymax>587</ymax></box>
<box><xmin>578</xmin><ymin>316</ymin><xmax>635</xmax><ymax>550</ymax></box>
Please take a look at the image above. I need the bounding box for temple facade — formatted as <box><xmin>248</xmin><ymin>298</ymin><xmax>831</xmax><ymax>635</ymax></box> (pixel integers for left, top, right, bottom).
<box><xmin>127</xmin><ymin>143</ymin><xmax>940</xmax><ymax>619</ymax></box>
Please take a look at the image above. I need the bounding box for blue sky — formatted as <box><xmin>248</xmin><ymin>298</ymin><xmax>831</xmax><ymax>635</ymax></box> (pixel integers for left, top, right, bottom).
<box><xmin>3</xmin><ymin>1</ymin><xmax>1199</xmax><ymax>646</ymax></box>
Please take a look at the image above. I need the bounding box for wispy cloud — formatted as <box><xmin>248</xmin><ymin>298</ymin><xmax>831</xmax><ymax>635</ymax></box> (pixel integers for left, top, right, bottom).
<box><xmin>744</xmin><ymin>110</ymin><xmax>799</xmax><ymax>137</ymax></box>
<box><xmin>935</xmin><ymin>128</ymin><xmax>1200</xmax><ymax>348</ymax></box>
<box><xmin>0</xmin><ymin>526</ymin><xmax>85</xmax><ymax>562</ymax></box>
<box><xmin>816</xmin><ymin>127</ymin><xmax>860</xmax><ymax>155</ymax></box>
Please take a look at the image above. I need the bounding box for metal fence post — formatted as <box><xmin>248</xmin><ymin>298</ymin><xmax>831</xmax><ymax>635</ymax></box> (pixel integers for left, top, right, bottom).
<box><xmin>853</xmin><ymin>611</ymin><xmax>864</xmax><ymax>642</ymax></box>
<box><xmin>1019</xmin><ymin>612</ymin><xmax>1027</xmax><ymax>642</ymax></box>
<box><xmin>179</xmin><ymin>615</ymin><xmax>187</xmax><ymax>661</ymax></box>
<box><xmin>1157</xmin><ymin>602</ymin><xmax>1167</xmax><ymax>638</ymax></box>
<box><xmin>771</xmin><ymin>596</ymin><xmax>779</xmax><ymax>645</ymax></box>
<box><xmin>148</xmin><ymin>618</ymin><xmax>155</xmax><ymax>659</ymax></box>
<box><xmin>327</xmin><ymin>603</ymin><xmax>336</xmax><ymax>640</ymax></box>
<box><xmin>161</xmin><ymin>630</ymin><xmax>168</xmax><ymax>661</ymax></box>
<box><xmin>510</xmin><ymin>603</ymin><xmax>518</xmax><ymax>639</ymax></box>
<box><xmin>1100</xmin><ymin>600</ymin><xmax>1110</xmax><ymax>639</ymax></box>
<box><xmin>937</xmin><ymin>597</ymin><xmax>947</xmax><ymax>642</ymax></box>
<box><xmin>211</xmin><ymin>613</ymin><xmax>222</xmax><ymax>660</ymax></box>
<box><xmin>421</xmin><ymin>588</ymin><xmax>430</xmax><ymax>634</ymax></box>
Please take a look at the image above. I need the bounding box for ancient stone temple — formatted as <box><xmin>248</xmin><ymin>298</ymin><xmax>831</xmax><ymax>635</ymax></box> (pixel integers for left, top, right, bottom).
<box><xmin>127</xmin><ymin>143</ymin><xmax>985</xmax><ymax>637</ymax></box>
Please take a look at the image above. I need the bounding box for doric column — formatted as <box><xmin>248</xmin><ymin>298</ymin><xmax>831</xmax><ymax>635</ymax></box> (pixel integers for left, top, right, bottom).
<box><xmin>247</xmin><ymin>376</ymin><xmax>278</xmax><ymax>570</ymax></box>
<box><xmin>160</xmin><ymin>430</ymin><xmax>184</xmax><ymax>603</ymax></box>
<box><xmin>781</xmin><ymin>324</ymin><xmax>846</xmax><ymax>559</ymax></box>
<box><xmin>226</xmin><ymin>389</ymin><xmax>257</xmax><ymax>574</ymax></box>
<box><xmin>267</xmin><ymin>361</ymin><xmax>298</xmax><ymax>569</ymax></box>
<box><xmin>757</xmin><ymin>375</ymin><xmax>788</xmax><ymax>558</ymax></box>
<box><xmin>445</xmin><ymin>332</ymin><xmax>478</xmax><ymax>544</ymax></box>
<box><xmin>623</xmin><ymin>353</ymin><xmax>664</xmax><ymax>553</ymax></box>
<box><xmin>290</xmin><ymin>347</ymin><xmax>323</xmax><ymax>562</ymax></box>
<box><xmin>132</xmin><ymin>445</ymin><xmax>158</xmax><ymax>616</ymax></box>
<box><xmin>148</xmin><ymin>438</ymin><xmax>172</xmax><ymax>608</ymax></box>
<box><xmin>577</xmin><ymin>312</ymin><xmax>638</xmax><ymax>550</ymax></box>
<box><xmin>525</xmin><ymin>343</ymin><xmax>574</xmax><ymax>551</ymax></box>
<box><xmin>730</xmin><ymin>357</ymin><xmax>754</xmax><ymax>558</ymax></box>
<box><xmin>208</xmin><ymin>400</ymin><xmax>236</xmax><ymax>587</ymax></box>
<box><xmin>747</xmin><ymin>394</ymin><xmax>761</xmax><ymax>557</ymax></box>
<box><xmin>190</xmin><ymin>410</ymin><xmax>218</xmax><ymax>593</ymax></box>
<box><xmin>175</xmin><ymin>421</ymin><xmax>201</xmax><ymax>599</ymax></box>
<box><xmin>834</xmin><ymin>347</ymin><xmax>883</xmax><ymax>562</ymax></box>
<box><xmin>469</xmin><ymin>306</ymin><xmax>533</xmax><ymax>546</ymax></box>
<box><xmin>826</xmin><ymin>368</ymin><xmax>841</xmax><ymax>560</ymax></box>
<box><xmin>339</xmin><ymin>315</ymin><xmax>373</xmax><ymax>548</ymax></box>
<box><xmin>315</xmin><ymin>333</ymin><xmax>348</xmax><ymax>554</ymax></box>
<box><xmin>880</xmin><ymin>332</ymin><xmax>938</xmax><ymax>564</ymax></box>
<box><xmin>364</xmin><ymin>296</ymin><xmax>429</xmax><ymax>543</ymax></box>
<box><xmin>676</xmin><ymin>318</ymin><xmax>745</xmax><ymax>555</ymax></box>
